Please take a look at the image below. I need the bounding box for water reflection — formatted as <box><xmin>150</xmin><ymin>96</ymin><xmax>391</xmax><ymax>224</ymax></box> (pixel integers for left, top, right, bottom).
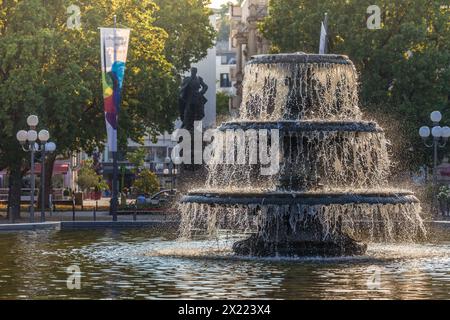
<box><xmin>0</xmin><ymin>227</ymin><xmax>449</xmax><ymax>299</ymax></box>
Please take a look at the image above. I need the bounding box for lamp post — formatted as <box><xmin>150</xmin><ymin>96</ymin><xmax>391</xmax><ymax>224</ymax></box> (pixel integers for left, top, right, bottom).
<box><xmin>165</xmin><ymin>156</ymin><xmax>174</xmax><ymax>191</ymax></box>
<box><xmin>16</xmin><ymin>115</ymin><xmax>56</xmax><ymax>223</ymax></box>
<box><xmin>419</xmin><ymin>111</ymin><xmax>450</xmax><ymax>212</ymax></box>
<box><xmin>40</xmin><ymin>141</ymin><xmax>56</xmax><ymax>222</ymax></box>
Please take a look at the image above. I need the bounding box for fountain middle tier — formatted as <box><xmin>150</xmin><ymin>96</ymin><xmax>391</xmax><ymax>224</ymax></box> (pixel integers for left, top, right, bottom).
<box><xmin>206</xmin><ymin>120</ymin><xmax>390</xmax><ymax>191</ymax></box>
<box><xmin>219</xmin><ymin>119</ymin><xmax>382</xmax><ymax>132</ymax></box>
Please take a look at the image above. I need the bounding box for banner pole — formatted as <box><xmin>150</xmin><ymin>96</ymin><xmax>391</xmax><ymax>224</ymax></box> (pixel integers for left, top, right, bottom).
<box><xmin>323</xmin><ymin>13</ymin><xmax>328</xmax><ymax>54</ymax></box>
<box><xmin>111</xmin><ymin>14</ymin><xmax>118</xmax><ymax>222</ymax></box>
<box><xmin>113</xmin><ymin>15</ymin><xmax>117</xmax><ymax>61</ymax></box>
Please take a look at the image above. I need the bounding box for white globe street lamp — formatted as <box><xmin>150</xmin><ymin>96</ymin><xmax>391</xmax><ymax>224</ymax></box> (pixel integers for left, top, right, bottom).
<box><xmin>38</xmin><ymin>130</ymin><xmax>50</xmax><ymax>143</ymax></box>
<box><xmin>419</xmin><ymin>111</ymin><xmax>449</xmax><ymax>214</ymax></box>
<box><xmin>45</xmin><ymin>142</ymin><xmax>57</xmax><ymax>153</ymax></box>
<box><xmin>16</xmin><ymin>130</ymin><xmax>28</xmax><ymax>144</ymax></box>
<box><xmin>430</xmin><ymin>111</ymin><xmax>442</xmax><ymax>123</ymax></box>
<box><xmin>441</xmin><ymin>126</ymin><xmax>450</xmax><ymax>139</ymax></box>
<box><xmin>27</xmin><ymin>130</ymin><xmax>38</xmax><ymax>142</ymax></box>
<box><xmin>16</xmin><ymin>115</ymin><xmax>56</xmax><ymax>223</ymax></box>
<box><xmin>27</xmin><ymin>115</ymin><xmax>39</xmax><ymax>128</ymax></box>
<box><xmin>419</xmin><ymin>126</ymin><xmax>431</xmax><ymax>138</ymax></box>
<box><xmin>432</xmin><ymin>126</ymin><xmax>443</xmax><ymax>138</ymax></box>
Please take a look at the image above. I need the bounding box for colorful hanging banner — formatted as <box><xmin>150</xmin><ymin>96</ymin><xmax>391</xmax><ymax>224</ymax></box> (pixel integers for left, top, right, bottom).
<box><xmin>100</xmin><ymin>27</ymin><xmax>130</xmax><ymax>152</ymax></box>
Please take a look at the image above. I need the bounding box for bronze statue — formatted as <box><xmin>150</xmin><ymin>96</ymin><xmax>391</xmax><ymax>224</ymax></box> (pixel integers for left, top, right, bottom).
<box><xmin>179</xmin><ymin>67</ymin><xmax>208</xmax><ymax>130</ymax></box>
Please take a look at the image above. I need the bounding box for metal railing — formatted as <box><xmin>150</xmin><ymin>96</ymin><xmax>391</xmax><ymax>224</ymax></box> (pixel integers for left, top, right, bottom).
<box><xmin>0</xmin><ymin>188</ymin><xmax>68</xmax><ymax>201</ymax></box>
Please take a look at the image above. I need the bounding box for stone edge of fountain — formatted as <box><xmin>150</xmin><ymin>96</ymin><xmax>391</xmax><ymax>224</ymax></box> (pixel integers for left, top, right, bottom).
<box><xmin>219</xmin><ymin>120</ymin><xmax>383</xmax><ymax>133</ymax></box>
<box><xmin>180</xmin><ymin>191</ymin><xmax>419</xmax><ymax>206</ymax></box>
<box><xmin>248</xmin><ymin>53</ymin><xmax>352</xmax><ymax>65</ymax></box>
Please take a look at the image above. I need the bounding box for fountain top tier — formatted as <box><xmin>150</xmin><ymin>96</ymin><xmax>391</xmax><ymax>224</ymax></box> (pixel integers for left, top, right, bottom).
<box><xmin>240</xmin><ymin>53</ymin><xmax>362</xmax><ymax>122</ymax></box>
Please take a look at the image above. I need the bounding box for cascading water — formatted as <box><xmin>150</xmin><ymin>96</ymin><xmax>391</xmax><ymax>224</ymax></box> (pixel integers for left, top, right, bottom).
<box><xmin>179</xmin><ymin>53</ymin><xmax>425</xmax><ymax>257</ymax></box>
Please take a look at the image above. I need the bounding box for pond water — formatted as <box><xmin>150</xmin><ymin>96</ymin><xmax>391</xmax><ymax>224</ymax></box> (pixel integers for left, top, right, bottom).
<box><xmin>0</xmin><ymin>225</ymin><xmax>449</xmax><ymax>299</ymax></box>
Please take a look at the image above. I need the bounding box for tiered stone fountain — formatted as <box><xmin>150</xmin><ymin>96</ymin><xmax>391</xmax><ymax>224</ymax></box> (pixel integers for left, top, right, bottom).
<box><xmin>180</xmin><ymin>53</ymin><xmax>425</xmax><ymax>257</ymax></box>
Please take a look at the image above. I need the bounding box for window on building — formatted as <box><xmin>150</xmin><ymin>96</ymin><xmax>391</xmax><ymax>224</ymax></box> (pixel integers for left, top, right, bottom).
<box><xmin>220</xmin><ymin>73</ymin><xmax>231</xmax><ymax>88</ymax></box>
<box><xmin>221</xmin><ymin>55</ymin><xmax>228</xmax><ymax>65</ymax></box>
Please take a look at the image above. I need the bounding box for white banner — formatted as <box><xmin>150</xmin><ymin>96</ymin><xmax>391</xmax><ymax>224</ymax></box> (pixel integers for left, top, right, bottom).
<box><xmin>319</xmin><ymin>22</ymin><xmax>327</xmax><ymax>54</ymax></box>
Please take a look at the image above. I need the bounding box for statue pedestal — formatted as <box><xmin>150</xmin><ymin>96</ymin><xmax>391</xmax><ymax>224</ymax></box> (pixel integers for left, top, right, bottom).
<box><xmin>176</xmin><ymin>127</ymin><xmax>208</xmax><ymax>193</ymax></box>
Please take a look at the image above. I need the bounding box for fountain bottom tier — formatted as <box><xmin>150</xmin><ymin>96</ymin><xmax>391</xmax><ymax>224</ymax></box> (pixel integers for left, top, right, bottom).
<box><xmin>180</xmin><ymin>191</ymin><xmax>425</xmax><ymax>257</ymax></box>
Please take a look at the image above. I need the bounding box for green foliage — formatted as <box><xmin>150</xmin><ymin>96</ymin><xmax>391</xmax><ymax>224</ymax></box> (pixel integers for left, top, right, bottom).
<box><xmin>216</xmin><ymin>91</ymin><xmax>231</xmax><ymax>116</ymax></box>
<box><xmin>154</xmin><ymin>0</ymin><xmax>216</xmax><ymax>72</ymax></box>
<box><xmin>132</xmin><ymin>168</ymin><xmax>160</xmax><ymax>195</ymax></box>
<box><xmin>127</xmin><ymin>147</ymin><xmax>147</xmax><ymax>173</ymax></box>
<box><xmin>261</xmin><ymin>0</ymin><xmax>450</xmax><ymax>169</ymax></box>
<box><xmin>437</xmin><ymin>185</ymin><xmax>450</xmax><ymax>201</ymax></box>
<box><xmin>437</xmin><ymin>184</ymin><xmax>450</xmax><ymax>215</ymax></box>
<box><xmin>216</xmin><ymin>4</ymin><xmax>230</xmax><ymax>43</ymax></box>
<box><xmin>0</xmin><ymin>0</ymin><xmax>169</xmax><ymax>169</ymax></box>
<box><xmin>77</xmin><ymin>160</ymin><xmax>109</xmax><ymax>192</ymax></box>
<box><xmin>0</xmin><ymin>0</ymin><xmax>214</xmax><ymax>190</ymax></box>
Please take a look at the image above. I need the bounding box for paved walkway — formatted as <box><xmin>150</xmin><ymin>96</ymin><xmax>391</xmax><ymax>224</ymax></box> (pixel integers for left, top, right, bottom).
<box><xmin>0</xmin><ymin>220</ymin><xmax>179</xmax><ymax>232</ymax></box>
<box><xmin>0</xmin><ymin>209</ymin><xmax>180</xmax><ymax>231</ymax></box>
<box><xmin>0</xmin><ymin>210</ymin><xmax>179</xmax><ymax>224</ymax></box>
<box><xmin>48</xmin><ymin>210</ymin><xmax>177</xmax><ymax>221</ymax></box>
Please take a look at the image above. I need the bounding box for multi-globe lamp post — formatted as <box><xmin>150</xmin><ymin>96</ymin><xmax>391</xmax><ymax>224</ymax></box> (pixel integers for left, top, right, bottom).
<box><xmin>165</xmin><ymin>156</ymin><xmax>175</xmax><ymax>191</ymax></box>
<box><xmin>419</xmin><ymin>111</ymin><xmax>450</xmax><ymax>209</ymax></box>
<box><xmin>16</xmin><ymin>115</ymin><xmax>56</xmax><ymax>223</ymax></box>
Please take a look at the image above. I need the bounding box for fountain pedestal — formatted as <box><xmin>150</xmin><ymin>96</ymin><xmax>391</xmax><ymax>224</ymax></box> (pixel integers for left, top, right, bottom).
<box><xmin>232</xmin><ymin>212</ymin><xmax>367</xmax><ymax>256</ymax></box>
<box><xmin>232</xmin><ymin>234</ymin><xmax>367</xmax><ymax>257</ymax></box>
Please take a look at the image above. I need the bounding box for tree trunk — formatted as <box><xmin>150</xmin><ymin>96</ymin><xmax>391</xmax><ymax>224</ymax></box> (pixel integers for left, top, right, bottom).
<box><xmin>7</xmin><ymin>162</ymin><xmax>22</xmax><ymax>220</ymax></box>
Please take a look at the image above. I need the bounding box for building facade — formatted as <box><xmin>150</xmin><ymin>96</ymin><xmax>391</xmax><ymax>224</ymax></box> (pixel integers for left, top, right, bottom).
<box><xmin>102</xmin><ymin>133</ymin><xmax>177</xmax><ymax>192</ymax></box>
<box><xmin>229</xmin><ymin>0</ymin><xmax>270</xmax><ymax>113</ymax></box>
<box><xmin>216</xmin><ymin>40</ymin><xmax>236</xmax><ymax>96</ymax></box>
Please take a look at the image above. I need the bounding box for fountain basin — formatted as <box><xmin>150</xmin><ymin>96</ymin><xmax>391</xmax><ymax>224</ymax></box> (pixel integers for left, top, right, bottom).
<box><xmin>180</xmin><ymin>191</ymin><xmax>423</xmax><ymax>257</ymax></box>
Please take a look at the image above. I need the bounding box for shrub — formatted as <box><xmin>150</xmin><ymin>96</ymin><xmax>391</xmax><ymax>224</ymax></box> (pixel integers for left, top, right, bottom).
<box><xmin>132</xmin><ymin>169</ymin><xmax>160</xmax><ymax>195</ymax></box>
<box><xmin>77</xmin><ymin>161</ymin><xmax>109</xmax><ymax>192</ymax></box>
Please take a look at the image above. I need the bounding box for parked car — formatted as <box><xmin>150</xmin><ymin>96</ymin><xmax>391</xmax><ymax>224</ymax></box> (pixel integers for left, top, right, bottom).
<box><xmin>136</xmin><ymin>189</ymin><xmax>177</xmax><ymax>207</ymax></box>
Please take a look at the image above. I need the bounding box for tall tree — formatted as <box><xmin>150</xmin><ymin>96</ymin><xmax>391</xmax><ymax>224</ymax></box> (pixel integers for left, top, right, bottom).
<box><xmin>216</xmin><ymin>3</ymin><xmax>231</xmax><ymax>43</ymax></box>
<box><xmin>0</xmin><ymin>0</ymin><xmax>215</xmax><ymax>218</ymax></box>
<box><xmin>154</xmin><ymin>0</ymin><xmax>216</xmax><ymax>72</ymax></box>
<box><xmin>261</xmin><ymin>0</ymin><xmax>450</xmax><ymax>170</ymax></box>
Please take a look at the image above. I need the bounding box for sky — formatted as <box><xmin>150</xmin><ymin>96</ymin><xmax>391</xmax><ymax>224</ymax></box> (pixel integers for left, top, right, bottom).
<box><xmin>209</xmin><ymin>0</ymin><xmax>238</xmax><ymax>9</ymax></box>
